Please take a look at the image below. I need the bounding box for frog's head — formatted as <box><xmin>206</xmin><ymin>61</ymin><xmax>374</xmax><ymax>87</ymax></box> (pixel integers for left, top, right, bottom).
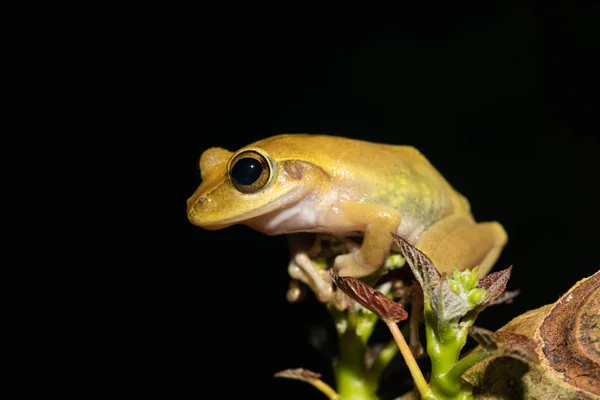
<box><xmin>187</xmin><ymin>137</ymin><xmax>329</xmax><ymax>231</ymax></box>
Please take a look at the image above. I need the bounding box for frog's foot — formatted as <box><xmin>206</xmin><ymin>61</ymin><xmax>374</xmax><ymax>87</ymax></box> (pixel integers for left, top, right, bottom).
<box><xmin>288</xmin><ymin>253</ymin><xmax>333</xmax><ymax>303</ymax></box>
<box><xmin>332</xmin><ymin>287</ymin><xmax>350</xmax><ymax>311</ymax></box>
<box><xmin>286</xmin><ymin>279</ymin><xmax>305</xmax><ymax>303</ymax></box>
<box><xmin>333</xmin><ymin>252</ymin><xmax>374</xmax><ymax>278</ymax></box>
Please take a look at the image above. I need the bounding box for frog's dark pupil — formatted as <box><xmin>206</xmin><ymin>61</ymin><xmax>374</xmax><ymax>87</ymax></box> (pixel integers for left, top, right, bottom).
<box><xmin>231</xmin><ymin>157</ymin><xmax>263</xmax><ymax>185</ymax></box>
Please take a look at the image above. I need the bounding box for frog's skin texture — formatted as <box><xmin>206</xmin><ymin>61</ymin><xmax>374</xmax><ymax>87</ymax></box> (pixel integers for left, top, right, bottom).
<box><xmin>187</xmin><ymin>134</ymin><xmax>507</xmax><ymax>290</ymax></box>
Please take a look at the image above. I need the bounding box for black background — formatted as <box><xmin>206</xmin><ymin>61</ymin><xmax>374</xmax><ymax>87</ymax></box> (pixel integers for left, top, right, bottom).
<box><xmin>176</xmin><ymin>5</ymin><xmax>598</xmax><ymax>399</ymax></box>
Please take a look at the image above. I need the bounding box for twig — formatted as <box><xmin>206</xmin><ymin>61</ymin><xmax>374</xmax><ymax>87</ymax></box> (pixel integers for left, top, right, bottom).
<box><xmin>385</xmin><ymin>320</ymin><xmax>432</xmax><ymax>398</ymax></box>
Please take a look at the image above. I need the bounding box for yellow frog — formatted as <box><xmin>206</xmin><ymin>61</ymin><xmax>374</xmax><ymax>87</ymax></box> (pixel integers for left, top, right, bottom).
<box><xmin>187</xmin><ymin>134</ymin><xmax>507</xmax><ymax>300</ymax></box>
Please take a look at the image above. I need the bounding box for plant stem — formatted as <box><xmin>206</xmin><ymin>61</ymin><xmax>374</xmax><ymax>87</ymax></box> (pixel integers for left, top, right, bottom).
<box><xmin>334</xmin><ymin>309</ymin><xmax>379</xmax><ymax>400</ymax></box>
<box><xmin>311</xmin><ymin>378</ymin><xmax>342</xmax><ymax>400</ymax></box>
<box><xmin>424</xmin><ymin>299</ymin><xmax>478</xmax><ymax>400</ymax></box>
<box><xmin>366</xmin><ymin>338</ymin><xmax>398</xmax><ymax>386</ymax></box>
<box><xmin>356</xmin><ymin>310</ymin><xmax>379</xmax><ymax>345</ymax></box>
<box><xmin>335</xmin><ymin>327</ymin><xmax>379</xmax><ymax>400</ymax></box>
<box><xmin>386</xmin><ymin>320</ymin><xmax>432</xmax><ymax>398</ymax></box>
<box><xmin>447</xmin><ymin>349</ymin><xmax>487</xmax><ymax>380</ymax></box>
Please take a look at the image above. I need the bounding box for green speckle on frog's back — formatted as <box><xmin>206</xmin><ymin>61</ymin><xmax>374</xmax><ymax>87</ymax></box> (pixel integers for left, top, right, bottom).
<box><xmin>362</xmin><ymin>146</ymin><xmax>470</xmax><ymax>240</ymax></box>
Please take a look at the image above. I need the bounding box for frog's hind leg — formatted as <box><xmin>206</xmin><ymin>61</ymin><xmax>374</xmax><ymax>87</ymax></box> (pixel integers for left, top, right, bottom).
<box><xmin>287</xmin><ymin>234</ymin><xmax>333</xmax><ymax>303</ymax></box>
<box><xmin>414</xmin><ymin>215</ymin><xmax>508</xmax><ymax>276</ymax></box>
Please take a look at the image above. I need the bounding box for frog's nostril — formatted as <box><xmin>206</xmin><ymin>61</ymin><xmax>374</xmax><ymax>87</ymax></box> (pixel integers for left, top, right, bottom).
<box><xmin>187</xmin><ymin>195</ymin><xmax>211</xmax><ymax>223</ymax></box>
<box><xmin>190</xmin><ymin>197</ymin><xmax>210</xmax><ymax>215</ymax></box>
<box><xmin>192</xmin><ymin>196</ymin><xmax>212</xmax><ymax>215</ymax></box>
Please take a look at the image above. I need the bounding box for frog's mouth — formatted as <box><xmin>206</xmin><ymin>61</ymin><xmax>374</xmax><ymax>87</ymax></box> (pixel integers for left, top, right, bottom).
<box><xmin>187</xmin><ymin>185</ymin><xmax>307</xmax><ymax>231</ymax></box>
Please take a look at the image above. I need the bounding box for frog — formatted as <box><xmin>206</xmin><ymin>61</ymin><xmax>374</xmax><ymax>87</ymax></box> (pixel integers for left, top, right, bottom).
<box><xmin>187</xmin><ymin>134</ymin><xmax>507</xmax><ymax>303</ymax></box>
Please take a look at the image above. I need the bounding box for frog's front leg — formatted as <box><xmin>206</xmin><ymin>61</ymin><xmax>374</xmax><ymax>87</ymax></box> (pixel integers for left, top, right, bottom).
<box><xmin>327</xmin><ymin>200</ymin><xmax>401</xmax><ymax>278</ymax></box>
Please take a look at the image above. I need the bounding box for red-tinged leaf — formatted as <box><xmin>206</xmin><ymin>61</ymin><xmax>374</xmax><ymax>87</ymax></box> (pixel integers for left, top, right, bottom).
<box><xmin>274</xmin><ymin>368</ymin><xmax>321</xmax><ymax>382</ymax></box>
<box><xmin>330</xmin><ymin>270</ymin><xmax>408</xmax><ymax>323</ymax></box>
<box><xmin>477</xmin><ymin>266</ymin><xmax>513</xmax><ymax>308</ymax></box>
<box><xmin>468</xmin><ymin>326</ymin><xmax>539</xmax><ymax>364</ymax></box>
<box><xmin>468</xmin><ymin>326</ymin><xmax>499</xmax><ymax>351</ymax></box>
<box><xmin>391</xmin><ymin>232</ymin><xmax>440</xmax><ymax>297</ymax></box>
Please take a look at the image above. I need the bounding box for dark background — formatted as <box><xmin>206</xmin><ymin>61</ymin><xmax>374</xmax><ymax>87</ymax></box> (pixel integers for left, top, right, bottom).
<box><xmin>176</xmin><ymin>5</ymin><xmax>598</xmax><ymax>399</ymax></box>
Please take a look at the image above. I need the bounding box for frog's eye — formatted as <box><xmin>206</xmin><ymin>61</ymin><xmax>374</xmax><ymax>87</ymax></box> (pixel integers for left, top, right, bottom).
<box><xmin>229</xmin><ymin>151</ymin><xmax>271</xmax><ymax>193</ymax></box>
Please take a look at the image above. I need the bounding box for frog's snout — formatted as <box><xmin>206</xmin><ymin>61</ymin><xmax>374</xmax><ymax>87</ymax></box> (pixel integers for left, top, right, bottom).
<box><xmin>186</xmin><ymin>194</ymin><xmax>212</xmax><ymax>226</ymax></box>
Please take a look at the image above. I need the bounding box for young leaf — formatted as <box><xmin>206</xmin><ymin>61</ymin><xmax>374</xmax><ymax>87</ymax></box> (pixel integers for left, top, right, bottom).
<box><xmin>468</xmin><ymin>326</ymin><xmax>539</xmax><ymax>364</ymax></box>
<box><xmin>274</xmin><ymin>368</ymin><xmax>322</xmax><ymax>382</ymax></box>
<box><xmin>468</xmin><ymin>325</ymin><xmax>499</xmax><ymax>351</ymax></box>
<box><xmin>391</xmin><ymin>232</ymin><xmax>440</xmax><ymax>297</ymax></box>
<box><xmin>431</xmin><ymin>278</ymin><xmax>472</xmax><ymax>322</ymax></box>
<box><xmin>490</xmin><ymin>289</ymin><xmax>520</xmax><ymax>306</ymax></box>
<box><xmin>330</xmin><ymin>270</ymin><xmax>408</xmax><ymax>323</ymax></box>
<box><xmin>477</xmin><ymin>265</ymin><xmax>513</xmax><ymax>308</ymax></box>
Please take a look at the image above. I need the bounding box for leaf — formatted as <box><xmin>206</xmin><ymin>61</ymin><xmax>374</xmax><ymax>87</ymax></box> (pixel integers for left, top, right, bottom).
<box><xmin>274</xmin><ymin>368</ymin><xmax>342</xmax><ymax>400</ymax></box>
<box><xmin>490</xmin><ymin>289</ymin><xmax>520</xmax><ymax>306</ymax></box>
<box><xmin>330</xmin><ymin>270</ymin><xmax>408</xmax><ymax>323</ymax></box>
<box><xmin>391</xmin><ymin>232</ymin><xmax>440</xmax><ymax>297</ymax></box>
<box><xmin>274</xmin><ymin>368</ymin><xmax>322</xmax><ymax>382</ymax></box>
<box><xmin>468</xmin><ymin>325</ymin><xmax>499</xmax><ymax>351</ymax></box>
<box><xmin>468</xmin><ymin>326</ymin><xmax>539</xmax><ymax>364</ymax></box>
<box><xmin>431</xmin><ymin>278</ymin><xmax>472</xmax><ymax>321</ymax></box>
<box><xmin>477</xmin><ymin>265</ymin><xmax>513</xmax><ymax>308</ymax></box>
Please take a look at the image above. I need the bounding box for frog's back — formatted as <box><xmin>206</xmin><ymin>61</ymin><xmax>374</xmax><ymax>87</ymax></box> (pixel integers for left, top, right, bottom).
<box><xmin>250</xmin><ymin>134</ymin><xmax>426</xmax><ymax>175</ymax></box>
<box><xmin>251</xmin><ymin>134</ymin><xmax>471</xmax><ymax>230</ymax></box>
<box><xmin>253</xmin><ymin>134</ymin><xmax>462</xmax><ymax>191</ymax></box>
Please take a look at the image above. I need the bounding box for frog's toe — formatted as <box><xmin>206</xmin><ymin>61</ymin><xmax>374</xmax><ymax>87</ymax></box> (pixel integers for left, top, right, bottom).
<box><xmin>333</xmin><ymin>253</ymin><xmax>373</xmax><ymax>278</ymax></box>
<box><xmin>288</xmin><ymin>254</ymin><xmax>333</xmax><ymax>302</ymax></box>
<box><xmin>286</xmin><ymin>279</ymin><xmax>306</xmax><ymax>303</ymax></box>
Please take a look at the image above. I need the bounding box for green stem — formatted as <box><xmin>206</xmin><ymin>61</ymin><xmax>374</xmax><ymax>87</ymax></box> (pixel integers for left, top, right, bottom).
<box><xmin>334</xmin><ymin>309</ymin><xmax>379</xmax><ymax>400</ymax></box>
<box><xmin>447</xmin><ymin>348</ymin><xmax>487</xmax><ymax>381</ymax></box>
<box><xmin>386</xmin><ymin>320</ymin><xmax>432</xmax><ymax>398</ymax></box>
<box><xmin>366</xmin><ymin>338</ymin><xmax>398</xmax><ymax>386</ymax></box>
<box><xmin>311</xmin><ymin>378</ymin><xmax>342</xmax><ymax>400</ymax></box>
<box><xmin>335</xmin><ymin>328</ymin><xmax>378</xmax><ymax>400</ymax></box>
<box><xmin>425</xmin><ymin>300</ymin><xmax>480</xmax><ymax>400</ymax></box>
<box><xmin>356</xmin><ymin>311</ymin><xmax>379</xmax><ymax>345</ymax></box>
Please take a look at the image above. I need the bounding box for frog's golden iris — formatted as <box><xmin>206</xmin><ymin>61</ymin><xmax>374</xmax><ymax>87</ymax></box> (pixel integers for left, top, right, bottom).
<box><xmin>229</xmin><ymin>150</ymin><xmax>271</xmax><ymax>193</ymax></box>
